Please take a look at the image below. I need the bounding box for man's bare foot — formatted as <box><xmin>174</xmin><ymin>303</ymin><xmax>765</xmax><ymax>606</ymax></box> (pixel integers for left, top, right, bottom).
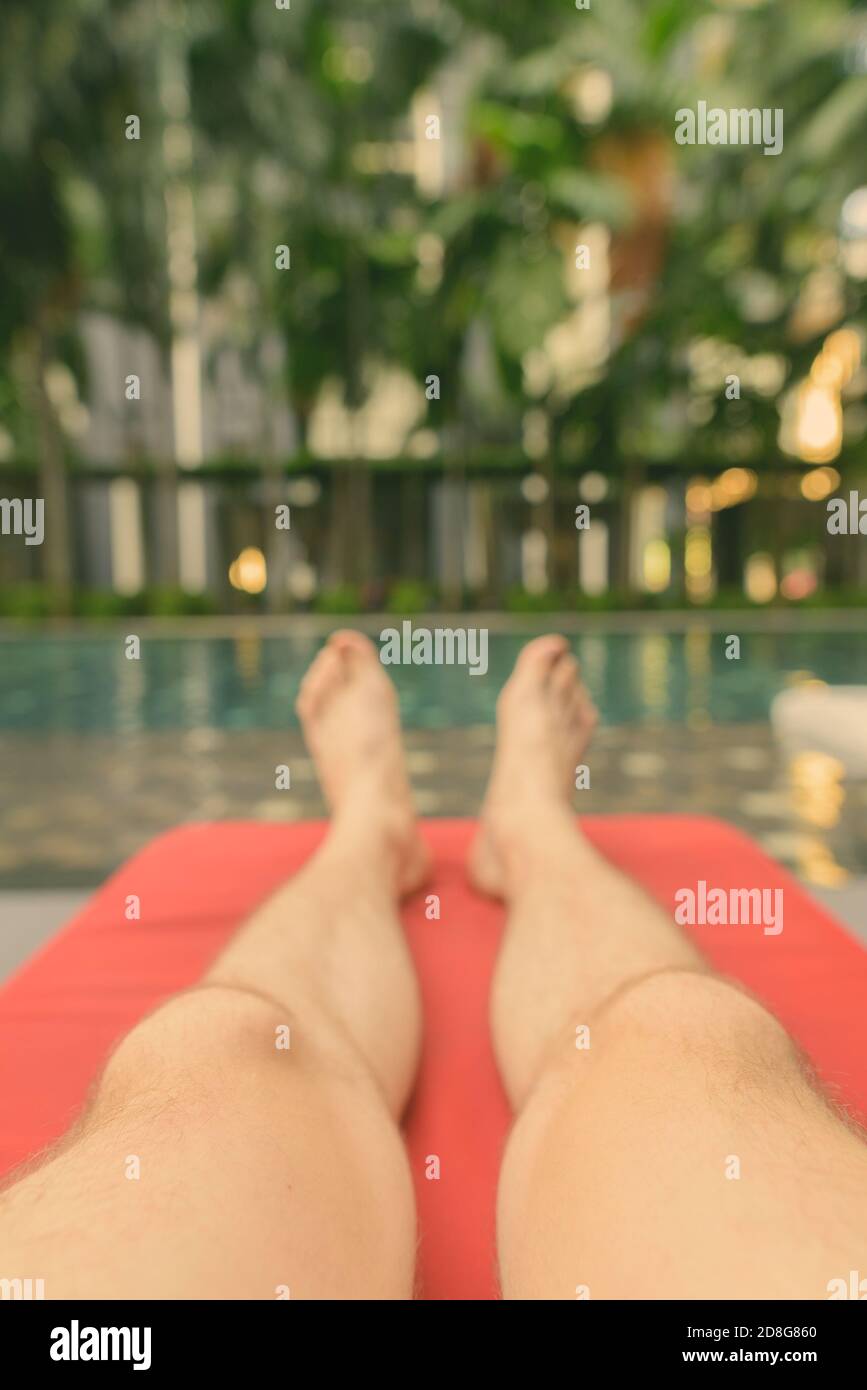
<box><xmin>469</xmin><ymin>635</ymin><xmax>598</xmax><ymax>898</ymax></box>
<box><xmin>296</xmin><ymin>630</ymin><xmax>429</xmax><ymax>896</ymax></box>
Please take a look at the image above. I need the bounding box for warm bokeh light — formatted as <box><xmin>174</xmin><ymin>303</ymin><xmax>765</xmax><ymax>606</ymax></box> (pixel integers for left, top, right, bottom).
<box><xmin>521</xmin><ymin>472</ymin><xmax>549</xmax><ymax>504</ymax></box>
<box><xmin>841</xmin><ymin>187</ymin><xmax>867</xmax><ymax>237</ymax></box>
<box><xmin>288</xmin><ymin>561</ymin><xmax>317</xmax><ymax>601</ymax></box>
<box><xmin>228</xmin><ymin>547</ymin><xmax>267</xmax><ymax>594</ymax></box>
<box><xmin>781</xmin><ymin>326</ymin><xmax>861</xmax><ymax>463</ymax></box>
<box><xmin>789</xmin><ymin>751</ymin><xmax>846</xmax><ymax>832</ymax></box>
<box><xmin>565</xmin><ymin>67</ymin><xmax>614</xmax><ymax>124</ymax></box>
<box><xmin>780</xmin><ymin>568</ymin><xmax>818</xmax><ymax>601</ymax></box>
<box><xmin>710</xmin><ymin>467</ymin><xmax>758</xmax><ymax>510</ymax></box>
<box><xmin>685</xmin><ymin>527</ymin><xmax>713</xmax><ymax>600</ymax></box>
<box><xmin>643</xmin><ymin>539</ymin><xmax>671</xmax><ymax>593</ymax></box>
<box><xmin>814</xmin><ymin>327</ymin><xmax>861</xmax><ymax>387</ymax></box>
<box><xmin>744</xmin><ymin>552</ymin><xmax>777</xmax><ymax>603</ymax></box>
<box><xmin>685</xmin><ymin>479</ymin><xmax>712</xmax><ymax>516</ymax></box>
<box><xmin>793</xmin><ymin>382</ymin><xmax>843</xmax><ymax>463</ymax></box>
<box><xmin>809</xmin><ymin>351</ymin><xmax>846</xmax><ymax>391</ymax></box>
<box><xmin>579</xmin><ymin>471</ymin><xmax>608</xmax><ymax>503</ymax></box>
<box><xmin>840</xmin><ymin>190</ymin><xmax>867</xmax><ymax>278</ymax></box>
<box><xmin>800</xmin><ymin>466</ymin><xmax>840</xmax><ymax>501</ymax></box>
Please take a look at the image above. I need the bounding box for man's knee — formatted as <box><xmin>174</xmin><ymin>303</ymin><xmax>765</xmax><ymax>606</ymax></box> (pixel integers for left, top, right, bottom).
<box><xmin>95</xmin><ymin>981</ymin><xmax>382</xmax><ymax>1132</ymax></box>
<box><xmin>92</xmin><ymin>985</ymin><xmax>291</xmax><ymax>1119</ymax></box>
<box><xmin>596</xmin><ymin>968</ymin><xmax>799</xmax><ymax>1075</ymax></box>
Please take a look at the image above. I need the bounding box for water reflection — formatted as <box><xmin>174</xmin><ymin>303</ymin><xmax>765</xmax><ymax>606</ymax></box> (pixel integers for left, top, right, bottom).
<box><xmin>685</xmin><ymin>628</ymin><xmax>711</xmax><ymax>730</ymax></box>
<box><xmin>639</xmin><ymin>634</ymin><xmax>670</xmax><ymax>721</ymax></box>
<box><xmin>2</xmin><ymin>629</ymin><xmax>867</xmax><ymax>732</ymax></box>
<box><xmin>234</xmin><ymin>633</ymin><xmax>263</xmax><ymax>686</ymax></box>
<box><xmin>116</xmin><ymin>638</ymin><xmax>145</xmax><ymax>736</ymax></box>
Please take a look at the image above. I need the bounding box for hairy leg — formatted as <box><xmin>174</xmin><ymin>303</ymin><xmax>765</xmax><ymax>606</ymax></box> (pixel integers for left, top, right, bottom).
<box><xmin>0</xmin><ymin>632</ymin><xmax>427</xmax><ymax>1300</ymax></box>
<box><xmin>474</xmin><ymin>636</ymin><xmax>867</xmax><ymax>1299</ymax></box>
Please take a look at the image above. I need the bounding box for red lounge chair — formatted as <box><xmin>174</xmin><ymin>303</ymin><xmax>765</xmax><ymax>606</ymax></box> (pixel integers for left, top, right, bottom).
<box><xmin>1</xmin><ymin>816</ymin><xmax>866</xmax><ymax>1301</ymax></box>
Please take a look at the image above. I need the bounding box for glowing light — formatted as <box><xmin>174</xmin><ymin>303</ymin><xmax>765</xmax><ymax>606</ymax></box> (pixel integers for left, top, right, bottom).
<box><xmin>841</xmin><ymin>239</ymin><xmax>867</xmax><ymax>279</ymax></box>
<box><xmin>408</xmin><ymin>429</ymin><xmax>439</xmax><ymax>458</ymax></box>
<box><xmin>288</xmin><ymin>561</ymin><xmax>317</xmax><ymax>601</ymax></box>
<box><xmin>686</xmin><ymin>480</ymin><xmax>712</xmax><ymax>516</ymax></box>
<box><xmin>521</xmin><ymin>473</ymin><xmax>549</xmax><ymax>504</ymax></box>
<box><xmin>822</xmin><ymin>327</ymin><xmax>861</xmax><ymax>383</ymax></box>
<box><xmin>229</xmin><ymin>547</ymin><xmax>267</xmax><ymax>594</ymax></box>
<box><xmin>566</xmin><ymin>68</ymin><xmax>614</xmax><ymax>124</ymax></box>
<box><xmin>710</xmin><ymin>467</ymin><xmax>758</xmax><ymax>510</ymax></box>
<box><xmin>685</xmin><ymin>526</ymin><xmax>713</xmax><ymax>601</ymax></box>
<box><xmin>810</xmin><ymin>352</ymin><xmax>846</xmax><ymax>391</ymax></box>
<box><xmin>643</xmin><ymin>539</ymin><xmax>671</xmax><ymax>593</ymax></box>
<box><xmin>781</xmin><ymin>327</ymin><xmax>860</xmax><ymax>463</ymax></box>
<box><xmin>780</xmin><ymin>569</ymin><xmax>817</xmax><ymax>601</ymax></box>
<box><xmin>841</xmin><ymin>187</ymin><xmax>867</xmax><ymax>238</ymax></box>
<box><xmin>794</xmin><ymin>382</ymin><xmax>843</xmax><ymax>463</ymax></box>
<box><xmin>800</xmin><ymin>466</ymin><xmax>840</xmax><ymax>501</ymax></box>
<box><xmin>811</xmin><ymin>328</ymin><xmax>861</xmax><ymax>393</ymax></box>
<box><xmin>579</xmin><ymin>471</ymin><xmax>608</xmax><ymax>503</ymax></box>
<box><xmin>748</xmin><ymin>353</ymin><xmax>787</xmax><ymax>396</ymax></box>
<box><xmin>744</xmin><ymin>552</ymin><xmax>776</xmax><ymax>603</ymax></box>
<box><xmin>789</xmin><ymin>751</ymin><xmax>845</xmax><ymax>832</ymax></box>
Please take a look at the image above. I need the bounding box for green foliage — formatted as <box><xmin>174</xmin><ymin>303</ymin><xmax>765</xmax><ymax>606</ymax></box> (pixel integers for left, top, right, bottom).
<box><xmin>146</xmin><ymin>587</ymin><xmax>217</xmax><ymax>617</ymax></box>
<box><xmin>0</xmin><ymin>583</ymin><xmax>57</xmax><ymax>619</ymax></box>
<box><xmin>313</xmin><ymin>584</ymin><xmax>364</xmax><ymax>615</ymax></box>
<box><xmin>0</xmin><ymin>584</ymin><xmax>215</xmax><ymax>618</ymax></box>
<box><xmin>73</xmin><ymin>590</ymin><xmax>147</xmax><ymax>619</ymax></box>
<box><xmin>385</xmin><ymin>580</ymin><xmax>435</xmax><ymax>614</ymax></box>
<box><xmin>504</xmin><ymin>587</ymin><xmax>576</xmax><ymax>614</ymax></box>
<box><xmin>2</xmin><ymin>0</ymin><xmax>867</xmax><ymax>612</ymax></box>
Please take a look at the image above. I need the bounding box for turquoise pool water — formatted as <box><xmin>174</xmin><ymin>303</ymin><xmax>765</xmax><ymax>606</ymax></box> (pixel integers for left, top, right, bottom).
<box><xmin>2</xmin><ymin>629</ymin><xmax>866</xmax><ymax>732</ymax></box>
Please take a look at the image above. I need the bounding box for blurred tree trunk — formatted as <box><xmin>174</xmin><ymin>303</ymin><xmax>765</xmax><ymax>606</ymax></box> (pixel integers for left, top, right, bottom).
<box><xmin>478</xmin><ymin>478</ymin><xmax>497</xmax><ymax>605</ymax></box>
<box><xmin>441</xmin><ymin>461</ymin><xmax>465</xmax><ymax>609</ymax></box>
<box><xmin>260</xmin><ymin>345</ymin><xmax>290</xmax><ymax>613</ymax></box>
<box><xmin>16</xmin><ymin>328</ymin><xmax>74</xmax><ymax>615</ymax></box>
<box><xmin>615</xmin><ymin>464</ymin><xmax>641</xmax><ymax>595</ymax></box>
<box><xmin>399</xmin><ymin>470</ymin><xmax>426</xmax><ymax>581</ymax></box>
<box><xmin>767</xmin><ymin>483</ymin><xmax>787</xmax><ymax>594</ymax></box>
<box><xmin>669</xmin><ymin>483</ymin><xmax>687</xmax><ymax>600</ymax></box>
<box><xmin>326</xmin><ymin>466</ymin><xmax>349</xmax><ymax>588</ymax></box>
<box><xmin>344</xmin><ymin>246</ymin><xmax>373</xmax><ymax>596</ymax></box>
<box><xmin>153</xmin><ymin>454</ymin><xmax>180</xmax><ymax>587</ymax></box>
<box><xmin>597</xmin><ymin>130</ymin><xmax>671</xmax><ymax>602</ymax></box>
<box><xmin>596</xmin><ymin>131</ymin><xmax>673</xmax><ymax>334</ymax></box>
<box><xmin>347</xmin><ymin>465</ymin><xmax>373</xmax><ymax>587</ymax></box>
<box><xmin>262</xmin><ymin>458</ymin><xmax>288</xmax><ymax>612</ymax></box>
<box><xmin>537</xmin><ymin>442</ymin><xmax>556</xmax><ymax>592</ymax></box>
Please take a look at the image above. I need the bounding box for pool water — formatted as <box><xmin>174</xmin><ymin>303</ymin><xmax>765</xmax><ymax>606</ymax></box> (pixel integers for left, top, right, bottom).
<box><xmin>2</xmin><ymin>629</ymin><xmax>866</xmax><ymax>733</ymax></box>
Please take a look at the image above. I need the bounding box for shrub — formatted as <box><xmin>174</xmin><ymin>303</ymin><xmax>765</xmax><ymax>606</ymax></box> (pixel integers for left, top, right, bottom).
<box><xmin>0</xmin><ymin>583</ymin><xmax>54</xmax><ymax>619</ymax></box>
<box><xmin>145</xmin><ymin>587</ymin><xmax>217</xmax><ymax>616</ymax></box>
<box><xmin>313</xmin><ymin>584</ymin><xmax>364</xmax><ymax>615</ymax></box>
<box><xmin>74</xmin><ymin>591</ymin><xmax>150</xmax><ymax>618</ymax></box>
<box><xmin>385</xmin><ymin>579</ymin><xmax>436</xmax><ymax>614</ymax></box>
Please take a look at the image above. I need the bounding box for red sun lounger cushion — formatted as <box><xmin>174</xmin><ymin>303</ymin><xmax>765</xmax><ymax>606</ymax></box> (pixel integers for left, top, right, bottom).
<box><xmin>1</xmin><ymin>816</ymin><xmax>866</xmax><ymax>1301</ymax></box>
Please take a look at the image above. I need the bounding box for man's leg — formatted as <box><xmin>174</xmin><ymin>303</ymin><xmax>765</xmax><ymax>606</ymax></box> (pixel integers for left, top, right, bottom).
<box><xmin>0</xmin><ymin>632</ymin><xmax>427</xmax><ymax>1299</ymax></box>
<box><xmin>472</xmin><ymin>636</ymin><xmax>867</xmax><ymax>1300</ymax></box>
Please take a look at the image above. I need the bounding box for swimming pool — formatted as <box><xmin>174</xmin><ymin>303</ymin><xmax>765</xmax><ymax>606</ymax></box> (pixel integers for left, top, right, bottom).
<box><xmin>2</xmin><ymin>628</ymin><xmax>866</xmax><ymax>732</ymax></box>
